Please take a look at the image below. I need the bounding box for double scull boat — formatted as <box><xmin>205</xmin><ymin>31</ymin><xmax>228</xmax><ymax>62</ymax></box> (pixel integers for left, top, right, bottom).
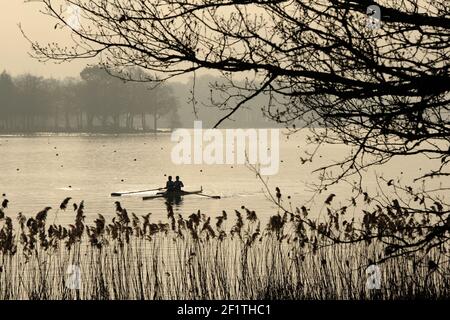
<box><xmin>142</xmin><ymin>188</ymin><xmax>204</xmax><ymax>200</ymax></box>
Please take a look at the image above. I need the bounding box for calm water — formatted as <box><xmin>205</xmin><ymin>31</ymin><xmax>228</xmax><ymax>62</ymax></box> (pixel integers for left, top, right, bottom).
<box><xmin>0</xmin><ymin>131</ymin><xmax>433</xmax><ymax>225</ymax></box>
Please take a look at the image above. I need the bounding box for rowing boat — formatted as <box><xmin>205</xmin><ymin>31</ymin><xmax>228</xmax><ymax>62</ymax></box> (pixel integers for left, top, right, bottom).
<box><xmin>142</xmin><ymin>188</ymin><xmax>203</xmax><ymax>201</ymax></box>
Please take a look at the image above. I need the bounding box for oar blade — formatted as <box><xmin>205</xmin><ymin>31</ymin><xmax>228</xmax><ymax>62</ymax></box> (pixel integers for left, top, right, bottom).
<box><xmin>197</xmin><ymin>193</ymin><xmax>221</xmax><ymax>199</ymax></box>
<box><xmin>111</xmin><ymin>187</ymin><xmax>163</xmax><ymax>197</ymax></box>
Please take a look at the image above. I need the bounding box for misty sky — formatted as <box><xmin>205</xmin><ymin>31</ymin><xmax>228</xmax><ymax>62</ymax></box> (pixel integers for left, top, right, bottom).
<box><xmin>1</xmin><ymin>1</ymin><xmax>89</xmax><ymax>78</ymax></box>
<box><xmin>0</xmin><ymin>1</ymin><xmax>206</xmax><ymax>82</ymax></box>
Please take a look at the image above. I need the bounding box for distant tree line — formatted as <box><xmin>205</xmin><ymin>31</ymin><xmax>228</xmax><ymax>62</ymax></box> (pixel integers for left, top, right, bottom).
<box><xmin>0</xmin><ymin>66</ymin><xmax>180</xmax><ymax>133</ymax></box>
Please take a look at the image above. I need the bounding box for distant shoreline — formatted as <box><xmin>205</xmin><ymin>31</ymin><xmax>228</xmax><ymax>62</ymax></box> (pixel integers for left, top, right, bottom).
<box><xmin>0</xmin><ymin>129</ymin><xmax>173</xmax><ymax>136</ymax></box>
<box><xmin>0</xmin><ymin>126</ymin><xmax>293</xmax><ymax>136</ymax></box>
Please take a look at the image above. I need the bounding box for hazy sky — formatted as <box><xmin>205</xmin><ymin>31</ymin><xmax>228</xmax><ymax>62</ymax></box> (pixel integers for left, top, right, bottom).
<box><xmin>1</xmin><ymin>0</ymin><xmax>89</xmax><ymax>78</ymax></box>
<box><xmin>0</xmin><ymin>1</ymin><xmax>204</xmax><ymax>82</ymax></box>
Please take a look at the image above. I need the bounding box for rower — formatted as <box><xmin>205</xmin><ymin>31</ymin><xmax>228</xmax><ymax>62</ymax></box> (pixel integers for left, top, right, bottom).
<box><xmin>165</xmin><ymin>176</ymin><xmax>175</xmax><ymax>192</ymax></box>
<box><xmin>173</xmin><ymin>176</ymin><xmax>184</xmax><ymax>191</ymax></box>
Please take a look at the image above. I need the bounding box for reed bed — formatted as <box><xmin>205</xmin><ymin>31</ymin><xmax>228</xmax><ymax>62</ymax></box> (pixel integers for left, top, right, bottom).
<box><xmin>0</xmin><ymin>200</ymin><xmax>448</xmax><ymax>300</ymax></box>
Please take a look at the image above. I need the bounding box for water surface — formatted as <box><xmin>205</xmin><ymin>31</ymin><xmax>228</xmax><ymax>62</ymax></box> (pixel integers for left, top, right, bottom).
<box><xmin>0</xmin><ymin>131</ymin><xmax>433</xmax><ymax>225</ymax></box>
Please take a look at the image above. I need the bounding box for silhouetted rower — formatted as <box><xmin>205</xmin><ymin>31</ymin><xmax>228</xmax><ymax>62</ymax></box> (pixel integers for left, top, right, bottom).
<box><xmin>173</xmin><ymin>176</ymin><xmax>184</xmax><ymax>191</ymax></box>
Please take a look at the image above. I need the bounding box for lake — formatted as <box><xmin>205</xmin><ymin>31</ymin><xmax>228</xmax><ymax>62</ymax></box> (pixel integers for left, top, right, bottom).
<box><xmin>0</xmin><ymin>131</ymin><xmax>433</xmax><ymax>226</ymax></box>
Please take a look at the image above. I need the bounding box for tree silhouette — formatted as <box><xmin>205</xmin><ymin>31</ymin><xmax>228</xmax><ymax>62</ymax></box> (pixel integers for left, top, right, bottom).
<box><xmin>0</xmin><ymin>68</ymin><xmax>179</xmax><ymax>132</ymax></box>
<box><xmin>0</xmin><ymin>72</ymin><xmax>16</xmax><ymax>131</ymax></box>
<box><xmin>25</xmin><ymin>0</ymin><xmax>450</xmax><ymax>178</ymax></box>
<box><xmin>24</xmin><ymin>0</ymin><xmax>450</xmax><ymax>257</ymax></box>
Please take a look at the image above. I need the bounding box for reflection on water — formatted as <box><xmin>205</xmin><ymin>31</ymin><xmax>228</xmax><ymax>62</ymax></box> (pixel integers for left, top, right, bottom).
<box><xmin>166</xmin><ymin>194</ymin><xmax>183</xmax><ymax>206</ymax></box>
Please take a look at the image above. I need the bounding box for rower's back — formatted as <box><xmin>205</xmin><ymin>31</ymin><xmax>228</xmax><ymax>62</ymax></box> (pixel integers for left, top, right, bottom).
<box><xmin>174</xmin><ymin>176</ymin><xmax>184</xmax><ymax>191</ymax></box>
<box><xmin>166</xmin><ymin>176</ymin><xmax>175</xmax><ymax>192</ymax></box>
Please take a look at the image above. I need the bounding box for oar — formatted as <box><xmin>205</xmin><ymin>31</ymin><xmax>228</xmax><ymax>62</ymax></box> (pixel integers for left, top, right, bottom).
<box><xmin>195</xmin><ymin>193</ymin><xmax>221</xmax><ymax>199</ymax></box>
<box><xmin>111</xmin><ymin>187</ymin><xmax>163</xmax><ymax>197</ymax></box>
